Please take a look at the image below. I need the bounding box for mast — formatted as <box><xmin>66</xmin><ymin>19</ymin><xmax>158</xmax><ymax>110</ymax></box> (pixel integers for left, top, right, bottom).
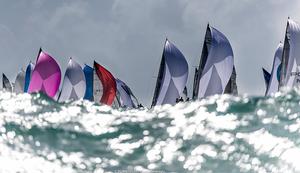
<box><xmin>151</xmin><ymin>39</ymin><xmax>167</xmax><ymax>108</ymax></box>
<box><xmin>192</xmin><ymin>24</ymin><xmax>212</xmax><ymax>100</ymax></box>
<box><xmin>279</xmin><ymin>19</ymin><xmax>290</xmax><ymax>88</ymax></box>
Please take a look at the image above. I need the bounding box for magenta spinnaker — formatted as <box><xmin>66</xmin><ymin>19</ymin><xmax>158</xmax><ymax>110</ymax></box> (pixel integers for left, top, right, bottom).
<box><xmin>28</xmin><ymin>49</ymin><xmax>61</xmax><ymax>98</ymax></box>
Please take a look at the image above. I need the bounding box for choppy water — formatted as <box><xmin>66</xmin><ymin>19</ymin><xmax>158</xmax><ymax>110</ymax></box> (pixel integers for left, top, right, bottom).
<box><xmin>1</xmin><ymin>89</ymin><xmax>300</xmax><ymax>172</ymax></box>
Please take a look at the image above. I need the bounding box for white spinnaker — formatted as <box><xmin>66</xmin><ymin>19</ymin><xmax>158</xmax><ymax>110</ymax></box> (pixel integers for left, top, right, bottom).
<box><xmin>197</xmin><ymin>27</ymin><xmax>234</xmax><ymax>98</ymax></box>
<box><xmin>284</xmin><ymin>19</ymin><xmax>300</xmax><ymax>87</ymax></box>
<box><xmin>58</xmin><ymin>59</ymin><xmax>86</xmax><ymax>102</ymax></box>
<box><xmin>266</xmin><ymin>43</ymin><xmax>283</xmax><ymax>96</ymax></box>
<box><xmin>93</xmin><ymin>67</ymin><xmax>103</xmax><ymax>104</ymax></box>
<box><xmin>116</xmin><ymin>79</ymin><xmax>135</xmax><ymax>108</ymax></box>
<box><xmin>14</xmin><ymin>70</ymin><xmax>25</xmax><ymax>94</ymax></box>
<box><xmin>154</xmin><ymin>40</ymin><xmax>189</xmax><ymax>106</ymax></box>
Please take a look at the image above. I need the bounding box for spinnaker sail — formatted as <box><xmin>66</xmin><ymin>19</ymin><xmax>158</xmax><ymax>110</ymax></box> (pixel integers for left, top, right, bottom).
<box><xmin>14</xmin><ymin>69</ymin><xmax>25</xmax><ymax>94</ymax></box>
<box><xmin>93</xmin><ymin>61</ymin><xmax>117</xmax><ymax>105</ymax></box>
<box><xmin>279</xmin><ymin>18</ymin><xmax>300</xmax><ymax>88</ymax></box>
<box><xmin>193</xmin><ymin>24</ymin><xmax>235</xmax><ymax>99</ymax></box>
<box><xmin>116</xmin><ymin>78</ymin><xmax>139</xmax><ymax>108</ymax></box>
<box><xmin>24</xmin><ymin>62</ymin><xmax>34</xmax><ymax>92</ymax></box>
<box><xmin>151</xmin><ymin>39</ymin><xmax>189</xmax><ymax>107</ymax></box>
<box><xmin>58</xmin><ymin>58</ymin><xmax>86</xmax><ymax>102</ymax></box>
<box><xmin>83</xmin><ymin>64</ymin><xmax>94</xmax><ymax>101</ymax></box>
<box><xmin>2</xmin><ymin>73</ymin><xmax>12</xmax><ymax>92</ymax></box>
<box><xmin>28</xmin><ymin>48</ymin><xmax>61</xmax><ymax>98</ymax></box>
<box><xmin>266</xmin><ymin>43</ymin><xmax>283</xmax><ymax>95</ymax></box>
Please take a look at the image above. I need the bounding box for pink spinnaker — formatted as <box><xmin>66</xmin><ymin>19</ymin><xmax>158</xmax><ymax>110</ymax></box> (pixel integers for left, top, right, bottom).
<box><xmin>28</xmin><ymin>49</ymin><xmax>61</xmax><ymax>98</ymax></box>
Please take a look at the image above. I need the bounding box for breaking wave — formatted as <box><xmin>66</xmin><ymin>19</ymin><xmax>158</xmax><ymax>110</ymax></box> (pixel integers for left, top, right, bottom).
<box><xmin>1</xmin><ymin>89</ymin><xmax>300</xmax><ymax>172</ymax></box>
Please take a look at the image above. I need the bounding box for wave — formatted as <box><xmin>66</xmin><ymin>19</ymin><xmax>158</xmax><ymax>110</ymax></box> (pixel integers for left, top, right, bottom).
<box><xmin>0</xmin><ymin>89</ymin><xmax>300</xmax><ymax>172</ymax></box>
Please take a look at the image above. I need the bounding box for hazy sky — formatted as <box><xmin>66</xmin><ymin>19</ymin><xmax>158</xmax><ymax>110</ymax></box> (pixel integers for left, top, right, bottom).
<box><xmin>0</xmin><ymin>0</ymin><xmax>299</xmax><ymax>105</ymax></box>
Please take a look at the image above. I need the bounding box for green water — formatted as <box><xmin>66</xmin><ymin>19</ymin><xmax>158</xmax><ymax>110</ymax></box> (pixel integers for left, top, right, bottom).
<box><xmin>1</xmin><ymin>89</ymin><xmax>300</xmax><ymax>173</ymax></box>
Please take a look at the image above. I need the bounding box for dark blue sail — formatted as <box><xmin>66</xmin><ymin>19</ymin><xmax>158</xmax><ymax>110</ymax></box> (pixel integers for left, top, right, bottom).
<box><xmin>24</xmin><ymin>62</ymin><xmax>34</xmax><ymax>92</ymax></box>
<box><xmin>262</xmin><ymin>68</ymin><xmax>271</xmax><ymax>89</ymax></box>
<box><xmin>83</xmin><ymin>64</ymin><xmax>94</xmax><ymax>101</ymax></box>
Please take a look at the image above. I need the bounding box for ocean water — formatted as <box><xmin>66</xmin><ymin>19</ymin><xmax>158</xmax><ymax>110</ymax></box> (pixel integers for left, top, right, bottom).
<box><xmin>1</xmin><ymin>89</ymin><xmax>300</xmax><ymax>173</ymax></box>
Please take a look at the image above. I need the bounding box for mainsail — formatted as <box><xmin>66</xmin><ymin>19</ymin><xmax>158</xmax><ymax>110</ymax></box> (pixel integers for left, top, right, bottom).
<box><xmin>58</xmin><ymin>58</ymin><xmax>86</xmax><ymax>102</ymax></box>
<box><xmin>93</xmin><ymin>61</ymin><xmax>117</xmax><ymax>105</ymax></box>
<box><xmin>28</xmin><ymin>48</ymin><xmax>61</xmax><ymax>98</ymax></box>
<box><xmin>24</xmin><ymin>62</ymin><xmax>35</xmax><ymax>92</ymax></box>
<box><xmin>2</xmin><ymin>73</ymin><xmax>12</xmax><ymax>92</ymax></box>
<box><xmin>193</xmin><ymin>24</ymin><xmax>235</xmax><ymax>99</ymax></box>
<box><xmin>83</xmin><ymin>64</ymin><xmax>94</xmax><ymax>101</ymax></box>
<box><xmin>262</xmin><ymin>68</ymin><xmax>271</xmax><ymax>90</ymax></box>
<box><xmin>266</xmin><ymin>43</ymin><xmax>283</xmax><ymax>96</ymax></box>
<box><xmin>279</xmin><ymin>18</ymin><xmax>300</xmax><ymax>88</ymax></box>
<box><xmin>151</xmin><ymin>39</ymin><xmax>189</xmax><ymax>107</ymax></box>
<box><xmin>116</xmin><ymin>78</ymin><xmax>138</xmax><ymax>108</ymax></box>
<box><xmin>14</xmin><ymin>69</ymin><xmax>25</xmax><ymax>94</ymax></box>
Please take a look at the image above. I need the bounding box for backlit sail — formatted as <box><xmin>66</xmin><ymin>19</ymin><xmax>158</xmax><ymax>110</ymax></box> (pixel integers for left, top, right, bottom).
<box><xmin>266</xmin><ymin>43</ymin><xmax>283</xmax><ymax>95</ymax></box>
<box><xmin>28</xmin><ymin>48</ymin><xmax>61</xmax><ymax>98</ymax></box>
<box><xmin>83</xmin><ymin>64</ymin><xmax>94</xmax><ymax>101</ymax></box>
<box><xmin>280</xmin><ymin>19</ymin><xmax>300</xmax><ymax>88</ymax></box>
<box><xmin>151</xmin><ymin>39</ymin><xmax>189</xmax><ymax>107</ymax></box>
<box><xmin>93</xmin><ymin>61</ymin><xmax>116</xmax><ymax>105</ymax></box>
<box><xmin>14</xmin><ymin>69</ymin><xmax>25</xmax><ymax>94</ymax></box>
<box><xmin>2</xmin><ymin>73</ymin><xmax>12</xmax><ymax>92</ymax></box>
<box><xmin>116</xmin><ymin>78</ymin><xmax>138</xmax><ymax>108</ymax></box>
<box><xmin>193</xmin><ymin>25</ymin><xmax>235</xmax><ymax>99</ymax></box>
<box><xmin>58</xmin><ymin>58</ymin><xmax>86</xmax><ymax>102</ymax></box>
<box><xmin>24</xmin><ymin>62</ymin><xmax>35</xmax><ymax>92</ymax></box>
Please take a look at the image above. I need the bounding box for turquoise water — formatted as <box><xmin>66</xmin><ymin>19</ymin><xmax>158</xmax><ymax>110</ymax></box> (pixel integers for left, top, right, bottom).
<box><xmin>1</xmin><ymin>89</ymin><xmax>300</xmax><ymax>172</ymax></box>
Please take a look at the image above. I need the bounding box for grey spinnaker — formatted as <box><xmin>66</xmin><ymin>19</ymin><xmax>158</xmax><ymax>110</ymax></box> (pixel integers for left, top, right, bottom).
<box><xmin>14</xmin><ymin>69</ymin><xmax>25</xmax><ymax>94</ymax></box>
<box><xmin>193</xmin><ymin>25</ymin><xmax>235</xmax><ymax>99</ymax></box>
<box><xmin>2</xmin><ymin>73</ymin><xmax>12</xmax><ymax>92</ymax></box>
<box><xmin>151</xmin><ymin>39</ymin><xmax>189</xmax><ymax>107</ymax></box>
<box><xmin>280</xmin><ymin>19</ymin><xmax>300</xmax><ymax>88</ymax></box>
<box><xmin>266</xmin><ymin>43</ymin><xmax>283</xmax><ymax>96</ymax></box>
<box><xmin>58</xmin><ymin>58</ymin><xmax>86</xmax><ymax>102</ymax></box>
<box><xmin>115</xmin><ymin>79</ymin><xmax>139</xmax><ymax>108</ymax></box>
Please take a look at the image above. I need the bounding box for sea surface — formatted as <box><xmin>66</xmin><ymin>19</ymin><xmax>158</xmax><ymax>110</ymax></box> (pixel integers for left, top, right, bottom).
<box><xmin>1</xmin><ymin>89</ymin><xmax>300</xmax><ymax>173</ymax></box>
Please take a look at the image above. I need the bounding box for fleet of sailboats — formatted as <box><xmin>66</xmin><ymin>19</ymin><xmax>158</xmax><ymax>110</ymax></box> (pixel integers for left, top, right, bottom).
<box><xmin>2</xmin><ymin>18</ymin><xmax>300</xmax><ymax>108</ymax></box>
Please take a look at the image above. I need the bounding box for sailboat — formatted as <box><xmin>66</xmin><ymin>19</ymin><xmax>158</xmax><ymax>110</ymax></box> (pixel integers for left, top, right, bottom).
<box><xmin>93</xmin><ymin>61</ymin><xmax>117</xmax><ymax>106</ymax></box>
<box><xmin>262</xmin><ymin>68</ymin><xmax>271</xmax><ymax>91</ymax></box>
<box><xmin>151</xmin><ymin>39</ymin><xmax>189</xmax><ymax>107</ymax></box>
<box><xmin>83</xmin><ymin>64</ymin><xmax>94</xmax><ymax>101</ymax></box>
<box><xmin>279</xmin><ymin>18</ymin><xmax>300</xmax><ymax>88</ymax></box>
<box><xmin>58</xmin><ymin>58</ymin><xmax>86</xmax><ymax>102</ymax></box>
<box><xmin>192</xmin><ymin>24</ymin><xmax>237</xmax><ymax>99</ymax></box>
<box><xmin>265</xmin><ymin>43</ymin><xmax>283</xmax><ymax>96</ymax></box>
<box><xmin>115</xmin><ymin>78</ymin><xmax>139</xmax><ymax>108</ymax></box>
<box><xmin>24</xmin><ymin>62</ymin><xmax>35</xmax><ymax>92</ymax></box>
<box><xmin>2</xmin><ymin>73</ymin><xmax>12</xmax><ymax>92</ymax></box>
<box><xmin>28</xmin><ymin>48</ymin><xmax>61</xmax><ymax>98</ymax></box>
<box><xmin>14</xmin><ymin>69</ymin><xmax>25</xmax><ymax>94</ymax></box>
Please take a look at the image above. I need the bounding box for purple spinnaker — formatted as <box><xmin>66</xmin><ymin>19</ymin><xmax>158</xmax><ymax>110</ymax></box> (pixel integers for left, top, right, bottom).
<box><xmin>28</xmin><ymin>49</ymin><xmax>61</xmax><ymax>98</ymax></box>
